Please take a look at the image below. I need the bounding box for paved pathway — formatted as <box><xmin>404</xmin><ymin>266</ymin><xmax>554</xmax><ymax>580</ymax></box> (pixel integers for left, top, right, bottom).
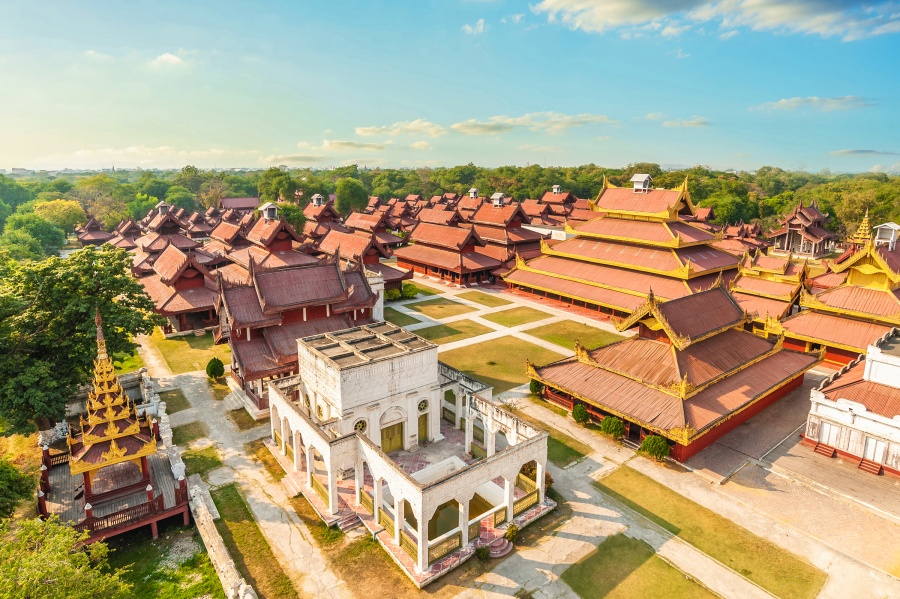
<box><xmin>139</xmin><ymin>337</ymin><xmax>352</xmax><ymax>598</ymax></box>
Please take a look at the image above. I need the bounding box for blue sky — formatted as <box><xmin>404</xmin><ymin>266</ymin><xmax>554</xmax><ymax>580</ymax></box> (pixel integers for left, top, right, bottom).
<box><xmin>1</xmin><ymin>0</ymin><xmax>898</xmax><ymax>172</ymax></box>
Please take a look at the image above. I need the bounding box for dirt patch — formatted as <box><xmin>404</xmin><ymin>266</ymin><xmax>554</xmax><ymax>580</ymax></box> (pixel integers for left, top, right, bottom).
<box><xmin>159</xmin><ymin>531</ymin><xmax>201</xmax><ymax>570</ymax></box>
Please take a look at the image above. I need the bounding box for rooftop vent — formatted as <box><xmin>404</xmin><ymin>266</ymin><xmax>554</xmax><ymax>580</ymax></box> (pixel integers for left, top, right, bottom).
<box><xmin>491</xmin><ymin>192</ymin><xmax>506</xmax><ymax>206</ymax></box>
<box><xmin>874</xmin><ymin>222</ymin><xmax>900</xmax><ymax>251</ymax></box>
<box><xmin>311</xmin><ymin>193</ymin><xmax>325</xmax><ymax>206</ymax></box>
<box><xmin>156</xmin><ymin>200</ymin><xmax>170</xmax><ymax>215</ymax></box>
<box><xmin>468</xmin><ymin>187</ymin><xmax>479</xmax><ymax>198</ymax></box>
<box><xmin>630</xmin><ymin>174</ymin><xmax>652</xmax><ymax>194</ymax></box>
<box><xmin>260</xmin><ymin>202</ymin><xmax>278</xmax><ymax>221</ymax></box>
<box><xmin>552</xmin><ymin>184</ymin><xmax>562</xmax><ymax>194</ymax></box>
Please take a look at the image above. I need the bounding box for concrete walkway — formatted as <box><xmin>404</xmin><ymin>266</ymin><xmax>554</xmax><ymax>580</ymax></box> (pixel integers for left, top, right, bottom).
<box><xmin>139</xmin><ymin>337</ymin><xmax>352</xmax><ymax>598</ymax></box>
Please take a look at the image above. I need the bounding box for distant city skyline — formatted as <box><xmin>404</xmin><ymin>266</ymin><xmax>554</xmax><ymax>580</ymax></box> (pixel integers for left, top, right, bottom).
<box><xmin>1</xmin><ymin>1</ymin><xmax>898</xmax><ymax>173</ymax></box>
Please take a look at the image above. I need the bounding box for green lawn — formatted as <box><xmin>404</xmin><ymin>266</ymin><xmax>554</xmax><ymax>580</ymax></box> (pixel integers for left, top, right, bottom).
<box><xmin>384</xmin><ymin>306</ymin><xmax>421</xmax><ymax>327</ymax></box>
<box><xmin>230</xmin><ymin>408</ymin><xmax>264</xmax><ymax>431</ymax></box>
<box><xmin>481</xmin><ymin>306</ymin><xmax>551</xmax><ymax>327</ymax></box>
<box><xmin>407</xmin><ymin>297</ymin><xmax>476</xmax><ymax>319</ymax></box>
<box><xmin>414</xmin><ymin>319</ymin><xmax>493</xmax><ymax>345</ymax></box>
<box><xmin>439</xmin><ymin>336</ymin><xmax>567</xmax><ymax>393</ymax></box>
<box><xmin>209</xmin><ymin>377</ymin><xmax>231</xmax><ymax>401</ymax></box>
<box><xmin>562</xmin><ymin>533</ymin><xmax>716</xmax><ymax>599</ymax></box>
<box><xmin>211</xmin><ymin>483</ymin><xmax>299</xmax><ymax>599</ymax></box>
<box><xmin>182</xmin><ymin>446</ymin><xmax>223</xmax><ymax>477</ymax></box>
<box><xmin>246</xmin><ymin>439</ymin><xmax>286</xmax><ymax>481</ymax></box>
<box><xmin>595</xmin><ymin>466</ymin><xmax>827</xmax><ymax>599</ymax></box>
<box><xmin>105</xmin><ymin>523</ymin><xmax>224</xmax><ymax>599</ymax></box>
<box><xmin>149</xmin><ymin>328</ymin><xmax>232</xmax><ymax>374</ymax></box>
<box><xmin>525</xmin><ymin>320</ymin><xmax>624</xmax><ymax>351</ymax></box>
<box><xmin>455</xmin><ymin>290</ymin><xmax>512</xmax><ymax>308</ymax></box>
<box><xmin>172</xmin><ymin>421</ymin><xmax>208</xmax><ymax>446</ymax></box>
<box><xmin>158</xmin><ymin>389</ymin><xmax>190</xmax><ymax>414</ymax></box>
<box><xmin>406</xmin><ymin>280</ymin><xmax>440</xmax><ymax>296</ymax></box>
<box><xmin>513</xmin><ymin>409</ymin><xmax>592</xmax><ymax>467</ymax></box>
<box><xmin>113</xmin><ymin>349</ymin><xmax>145</xmax><ymax>374</ymax></box>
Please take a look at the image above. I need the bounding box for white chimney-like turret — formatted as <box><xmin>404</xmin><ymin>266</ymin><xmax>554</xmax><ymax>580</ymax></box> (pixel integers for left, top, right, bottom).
<box><xmin>259</xmin><ymin>202</ymin><xmax>278</xmax><ymax>221</ymax></box>
<box><xmin>874</xmin><ymin>223</ymin><xmax>900</xmax><ymax>251</ymax></box>
<box><xmin>552</xmin><ymin>184</ymin><xmax>562</xmax><ymax>194</ymax></box>
<box><xmin>311</xmin><ymin>193</ymin><xmax>325</xmax><ymax>206</ymax></box>
<box><xmin>630</xmin><ymin>174</ymin><xmax>652</xmax><ymax>194</ymax></box>
<box><xmin>468</xmin><ymin>187</ymin><xmax>478</xmax><ymax>198</ymax></box>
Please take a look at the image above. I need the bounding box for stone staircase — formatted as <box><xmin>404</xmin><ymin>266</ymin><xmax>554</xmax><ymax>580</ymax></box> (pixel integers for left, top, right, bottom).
<box><xmin>858</xmin><ymin>458</ymin><xmax>883</xmax><ymax>475</ymax></box>
<box><xmin>813</xmin><ymin>443</ymin><xmax>836</xmax><ymax>458</ymax></box>
<box><xmin>337</xmin><ymin>510</ymin><xmax>362</xmax><ymax>533</ymax></box>
<box><xmin>488</xmin><ymin>537</ymin><xmax>513</xmax><ymax>558</ymax></box>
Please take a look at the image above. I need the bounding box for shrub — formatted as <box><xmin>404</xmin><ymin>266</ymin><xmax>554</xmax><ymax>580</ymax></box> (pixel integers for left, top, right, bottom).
<box><xmin>504</xmin><ymin>524</ymin><xmax>519</xmax><ymax>543</ymax></box>
<box><xmin>385</xmin><ymin>288</ymin><xmax>401</xmax><ymax>301</ymax></box>
<box><xmin>572</xmin><ymin>404</ymin><xmax>589</xmax><ymax>424</ymax></box>
<box><xmin>401</xmin><ymin>283</ymin><xmax>418</xmax><ymax>299</ymax></box>
<box><xmin>529</xmin><ymin>379</ymin><xmax>543</xmax><ymax>396</ymax></box>
<box><xmin>640</xmin><ymin>434</ymin><xmax>671</xmax><ymax>461</ymax></box>
<box><xmin>205</xmin><ymin>357</ymin><xmax>225</xmax><ymax>380</ymax></box>
<box><xmin>600</xmin><ymin>416</ymin><xmax>625</xmax><ymax>439</ymax></box>
<box><xmin>0</xmin><ymin>459</ymin><xmax>33</xmax><ymax>518</ymax></box>
<box><xmin>475</xmin><ymin>545</ymin><xmax>491</xmax><ymax>560</ymax></box>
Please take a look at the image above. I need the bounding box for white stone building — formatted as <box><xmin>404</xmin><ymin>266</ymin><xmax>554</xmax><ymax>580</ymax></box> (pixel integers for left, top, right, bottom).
<box><xmin>266</xmin><ymin>322</ymin><xmax>553</xmax><ymax>586</ymax></box>
<box><xmin>804</xmin><ymin>328</ymin><xmax>900</xmax><ymax>476</ymax></box>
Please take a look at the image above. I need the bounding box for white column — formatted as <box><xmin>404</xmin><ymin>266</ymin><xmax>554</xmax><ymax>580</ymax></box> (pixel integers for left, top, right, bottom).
<box><xmin>394</xmin><ymin>496</ymin><xmax>402</xmax><ymax>543</ymax></box>
<box><xmin>459</xmin><ymin>499</ymin><xmax>470</xmax><ymax>547</ymax></box>
<box><xmin>504</xmin><ymin>477</ymin><xmax>515</xmax><ymax>523</ymax></box>
<box><xmin>305</xmin><ymin>444</ymin><xmax>314</xmax><ymax>488</ymax></box>
<box><xmin>464</xmin><ymin>412</ymin><xmax>474</xmax><ymax>453</ymax></box>
<box><xmin>416</xmin><ymin>505</ymin><xmax>430</xmax><ymax>574</ymax></box>
<box><xmin>373</xmin><ymin>477</ymin><xmax>383</xmax><ymax>524</ymax></box>
<box><xmin>454</xmin><ymin>390</ymin><xmax>462</xmax><ymax>429</ymax></box>
<box><xmin>279</xmin><ymin>418</ymin><xmax>287</xmax><ymax>454</ymax></box>
<box><xmin>354</xmin><ymin>460</ymin><xmax>362</xmax><ymax>506</ymax></box>
<box><xmin>292</xmin><ymin>432</ymin><xmax>300</xmax><ymax>471</ymax></box>
<box><xmin>536</xmin><ymin>461</ymin><xmax>546</xmax><ymax>503</ymax></box>
<box><xmin>326</xmin><ymin>466</ymin><xmax>338</xmax><ymax>516</ymax></box>
<box><xmin>486</xmin><ymin>425</ymin><xmax>496</xmax><ymax>457</ymax></box>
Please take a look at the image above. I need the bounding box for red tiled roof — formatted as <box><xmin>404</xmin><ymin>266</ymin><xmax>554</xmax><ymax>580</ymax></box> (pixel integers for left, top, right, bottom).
<box><xmin>394</xmin><ymin>244</ymin><xmax>500</xmax><ymax>272</ymax></box>
<box><xmin>808</xmin><ymin>270</ymin><xmax>848</xmax><ymax>290</ymax></box>
<box><xmin>732</xmin><ymin>292</ymin><xmax>793</xmax><ymax>319</ymax></box>
<box><xmin>245</xmin><ymin>217</ymin><xmax>303</xmax><ymax>247</ymax></box>
<box><xmin>140</xmin><ymin>275</ymin><xmax>217</xmax><ymax>315</ymax></box>
<box><xmin>595</xmin><ymin>187</ymin><xmax>683</xmax><ymax>214</ymax></box>
<box><xmin>138</xmin><ymin>232</ymin><xmax>199</xmax><ymax>252</ymax></box>
<box><xmin>221</xmin><ymin>197</ymin><xmax>260</xmax><ymax>210</ymax></box>
<box><xmin>254</xmin><ymin>262</ymin><xmax>347</xmax><ymax>311</ymax></box>
<box><xmin>409</xmin><ymin>222</ymin><xmax>480</xmax><ymax>250</ymax></box>
<box><xmin>540</xmin><ymin>191</ymin><xmax>575</xmax><ymax>205</ymax></box>
<box><xmin>232</xmin><ymin>338</ymin><xmax>283</xmax><ymax>378</ymax></box>
<box><xmin>317</xmin><ymin>230</ymin><xmax>387</xmax><ymax>261</ymax></box>
<box><xmin>470</xmin><ymin>203</ymin><xmax>527</xmax><ymax>226</ymax></box>
<box><xmin>471</xmin><ymin>224</ymin><xmax>544</xmax><ymax>245</ymax></box>
<box><xmin>228</xmin><ymin>246</ymin><xmax>319</xmax><ymax>270</ymax></box>
<box><xmin>365</xmin><ymin>262</ymin><xmax>413</xmax><ymax>283</ymax></box>
<box><xmin>813</xmin><ymin>286</ymin><xmax>900</xmax><ymax>317</ymax></box>
<box><xmin>504</xmin><ymin>269</ymin><xmax>646</xmax><ymax>312</ymax></box>
<box><xmin>344</xmin><ymin>212</ymin><xmax>385</xmax><ymax>232</ymax></box>
<box><xmin>418</xmin><ymin>208</ymin><xmax>461</xmax><ymax>225</ymax></box>
<box><xmin>221</xmin><ymin>285</ymin><xmax>281</xmax><ymax>328</ymax></box>
<box><xmin>574</xmin><ymin>217</ymin><xmax>676</xmax><ymax>244</ymax></box>
<box><xmin>566</xmin><ymin>208</ymin><xmax>598</xmax><ymax>222</ymax></box>
<box><xmin>651</xmin><ymin>286</ymin><xmax>745</xmax><ymax>342</ymax></box>
<box><xmin>731</xmin><ymin>276</ymin><xmax>800</xmax><ymax>299</ymax></box>
<box><xmin>780</xmin><ymin>310</ymin><xmax>891</xmax><ymax>351</ymax></box>
<box><xmin>263</xmin><ymin>316</ymin><xmax>352</xmax><ymax>362</ymax></box>
<box><xmin>822</xmin><ymin>363</ymin><xmax>900</xmax><ymax>418</ymax></box>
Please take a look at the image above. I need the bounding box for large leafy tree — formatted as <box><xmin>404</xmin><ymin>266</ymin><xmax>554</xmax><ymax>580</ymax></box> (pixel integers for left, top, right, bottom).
<box><xmin>334</xmin><ymin>177</ymin><xmax>368</xmax><ymax>215</ymax></box>
<box><xmin>0</xmin><ymin>229</ymin><xmax>43</xmax><ymax>261</ymax></box>
<box><xmin>0</xmin><ymin>517</ymin><xmax>132</xmax><ymax>599</ymax></box>
<box><xmin>172</xmin><ymin>164</ymin><xmax>204</xmax><ymax>194</ymax></box>
<box><xmin>0</xmin><ymin>245</ymin><xmax>161</xmax><ymax>432</ymax></box>
<box><xmin>164</xmin><ymin>185</ymin><xmax>196</xmax><ymax>211</ymax></box>
<box><xmin>0</xmin><ymin>458</ymin><xmax>33</xmax><ymax>518</ymax></box>
<box><xmin>257</xmin><ymin>167</ymin><xmax>296</xmax><ymax>202</ymax></box>
<box><xmin>3</xmin><ymin>214</ymin><xmax>65</xmax><ymax>255</ymax></box>
<box><xmin>32</xmin><ymin>200</ymin><xmax>85</xmax><ymax>235</ymax></box>
<box><xmin>275</xmin><ymin>202</ymin><xmax>307</xmax><ymax>232</ymax></box>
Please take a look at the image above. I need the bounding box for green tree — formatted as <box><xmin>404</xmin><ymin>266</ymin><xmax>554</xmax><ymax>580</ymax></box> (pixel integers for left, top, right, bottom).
<box><xmin>173</xmin><ymin>164</ymin><xmax>204</xmax><ymax>194</ymax></box>
<box><xmin>401</xmin><ymin>283</ymin><xmax>418</xmax><ymax>299</ymax></box>
<box><xmin>126</xmin><ymin>192</ymin><xmax>157</xmax><ymax>220</ymax></box>
<box><xmin>0</xmin><ymin>245</ymin><xmax>161</xmax><ymax>432</ymax></box>
<box><xmin>0</xmin><ymin>458</ymin><xmax>33</xmax><ymax>518</ymax></box>
<box><xmin>164</xmin><ymin>185</ymin><xmax>196</xmax><ymax>211</ymax></box>
<box><xmin>4</xmin><ymin>213</ymin><xmax>65</xmax><ymax>255</ymax></box>
<box><xmin>334</xmin><ymin>177</ymin><xmax>368</xmax><ymax>215</ymax></box>
<box><xmin>600</xmin><ymin>416</ymin><xmax>625</xmax><ymax>439</ymax></box>
<box><xmin>206</xmin><ymin>357</ymin><xmax>225</xmax><ymax>380</ymax></box>
<box><xmin>257</xmin><ymin>167</ymin><xmax>296</xmax><ymax>202</ymax></box>
<box><xmin>199</xmin><ymin>177</ymin><xmax>227</xmax><ymax>209</ymax></box>
<box><xmin>275</xmin><ymin>202</ymin><xmax>307</xmax><ymax>232</ymax></box>
<box><xmin>0</xmin><ymin>517</ymin><xmax>132</xmax><ymax>599</ymax></box>
<box><xmin>0</xmin><ymin>201</ymin><xmax>12</xmax><ymax>231</ymax></box>
<box><xmin>0</xmin><ymin>175</ymin><xmax>32</xmax><ymax>209</ymax></box>
<box><xmin>32</xmin><ymin>199</ymin><xmax>85</xmax><ymax>235</ymax></box>
<box><xmin>572</xmin><ymin>404</ymin><xmax>589</xmax><ymax>424</ymax></box>
<box><xmin>639</xmin><ymin>435</ymin><xmax>671</xmax><ymax>460</ymax></box>
<box><xmin>136</xmin><ymin>172</ymin><xmax>171</xmax><ymax>199</ymax></box>
<box><xmin>87</xmin><ymin>194</ymin><xmax>129</xmax><ymax>230</ymax></box>
<box><xmin>529</xmin><ymin>379</ymin><xmax>544</xmax><ymax>395</ymax></box>
<box><xmin>0</xmin><ymin>229</ymin><xmax>44</xmax><ymax>261</ymax></box>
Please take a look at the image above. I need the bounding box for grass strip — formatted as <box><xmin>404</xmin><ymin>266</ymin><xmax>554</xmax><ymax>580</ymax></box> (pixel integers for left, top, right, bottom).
<box><xmin>407</xmin><ymin>297</ymin><xmax>476</xmax><ymax>319</ymax></box>
<box><xmin>150</xmin><ymin>328</ymin><xmax>232</xmax><ymax>374</ymax></box>
<box><xmin>384</xmin><ymin>306</ymin><xmax>420</xmax><ymax>327</ymax></box>
<box><xmin>481</xmin><ymin>306</ymin><xmax>551</xmax><ymax>327</ymax></box>
<box><xmin>159</xmin><ymin>389</ymin><xmax>190</xmax><ymax>414</ymax></box>
<box><xmin>439</xmin><ymin>336</ymin><xmax>565</xmax><ymax>393</ymax></box>
<box><xmin>171</xmin><ymin>421</ymin><xmax>208</xmax><ymax>446</ymax></box>
<box><xmin>414</xmin><ymin>319</ymin><xmax>493</xmax><ymax>345</ymax></box>
<box><xmin>594</xmin><ymin>466</ymin><xmax>827</xmax><ymax>599</ymax></box>
<box><xmin>182</xmin><ymin>446</ymin><xmax>222</xmax><ymax>477</ymax></box>
<box><xmin>524</xmin><ymin>320</ymin><xmax>624</xmax><ymax>351</ymax></box>
<box><xmin>455</xmin><ymin>290</ymin><xmax>512</xmax><ymax>308</ymax></box>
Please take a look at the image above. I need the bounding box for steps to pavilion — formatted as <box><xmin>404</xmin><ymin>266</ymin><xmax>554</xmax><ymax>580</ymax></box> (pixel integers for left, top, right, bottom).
<box><xmin>337</xmin><ymin>510</ymin><xmax>362</xmax><ymax>533</ymax></box>
<box><xmin>814</xmin><ymin>443</ymin><xmax>836</xmax><ymax>458</ymax></box>
<box><xmin>488</xmin><ymin>537</ymin><xmax>513</xmax><ymax>558</ymax></box>
<box><xmin>858</xmin><ymin>459</ymin><xmax>884</xmax><ymax>475</ymax></box>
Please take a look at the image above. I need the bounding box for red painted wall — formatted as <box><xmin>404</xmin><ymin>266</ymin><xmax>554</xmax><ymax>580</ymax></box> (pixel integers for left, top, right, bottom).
<box><xmin>824</xmin><ymin>346</ymin><xmax>860</xmax><ymax>366</ymax></box>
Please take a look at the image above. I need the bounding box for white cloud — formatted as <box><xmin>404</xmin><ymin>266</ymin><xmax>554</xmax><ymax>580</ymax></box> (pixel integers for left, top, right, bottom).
<box><xmin>511</xmin><ymin>13</ymin><xmax>525</xmax><ymax>24</ymax></box>
<box><xmin>463</xmin><ymin>18</ymin><xmax>487</xmax><ymax>35</ymax></box>
<box><xmin>830</xmin><ymin>149</ymin><xmax>898</xmax><ymax>156</ymax></box>
<box><xmin>149</xmin><ymin>52</ymin><xmax>184</xmax><ymax>67</ymax></box>
<box><xmin>674</xmin><ymin>48</ymin><xmax>691</xmax><ymax>59</ymax></box>
<box><xmin>662</xmin><ymin>116</ymin><xmax>711</xmax><ymax>127</ymax></box>
<box><xmin>355</xmin><ymin>119</ymin><xmax>447</xmax><ymax>138</ymax></box>
<box><xmin>84</xmin><ymin>49</ymin><xmax>112</xmax><ymax>61</ymax></box>
<box><xmin>451</xmin><ymin>111</ymin><xmax>616</xmax><ymax>135</ymax></box>
<box><xmin>719</xmin><ymin>29</ymin><xmax>739</xmax><ymax>39</ymax></box>
<box><xmin>262</xmin><ymin>154</ymin><xmax>325</xmax><ymax>164</ymax></box>
<box><xmin>322</xmin><ymin>139</ymin><xmax>387</xmax><ymax>151</ymax></box>
<box><xmin>645</xmin><ymin>112</ymin><xmax>666</xmax><ymax>120</ymax></box>
<box><xmin>410</xmin><ymin>141</ymin><xmax>433</xmax><ymax>150</ymax></box>
<box><xmin>754</xmin><ymin>95</ymin><xmax>873</xmax><ymax>111</ymax></box>
<box><xmin>532</xmin><ymin>0</ymin><xmax>900</xmax><ymax>41</ymax></box>
<box><xmin>661</xmin><ymin>24</ymin><xmax>690</xmax><ymax>37</ymax></box>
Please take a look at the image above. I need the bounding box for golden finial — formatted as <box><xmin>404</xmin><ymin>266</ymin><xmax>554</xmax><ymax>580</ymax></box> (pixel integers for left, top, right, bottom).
<box><xmin>850</xmin><ymin>209</ymin><xmax>872</xmax><ymax>245</ymax></box>
<box><xmin>95</xmin><ymin>308</ymin><xmax>108</xmax><ymax>360</ymax></box>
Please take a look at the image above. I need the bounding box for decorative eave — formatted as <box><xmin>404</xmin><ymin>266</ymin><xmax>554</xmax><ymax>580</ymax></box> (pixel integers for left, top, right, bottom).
<box><xmin>765</xmin><ymin>314</ymin><xmax>864</xmax><ymax>354</ymax></box>
<box><xmin>512</xmin><ymin>254</ymin><xmax>658</xmax><ymax>300</ymax></box>
<box><xmin>799</xmin><ymin>287</ymin><xmax>900</xmax><ymax>325</ymax></box>
<box><xmin>828</xmin><ymin>239</ymin><xmax>900</xmax><ymax>281</ymax></box>
<box><xmin>540</xmin><ymin>238</ymin><xmax>700</xmax><ymax>279</ymax></box>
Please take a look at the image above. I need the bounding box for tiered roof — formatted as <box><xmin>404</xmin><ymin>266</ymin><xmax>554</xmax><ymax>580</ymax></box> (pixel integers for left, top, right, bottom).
<box><xmin>67</xmin><ymin>312</ymin><xmax>156</xmax><ymax>476</ymax></box>
<box><xmin>729</xmin><ymin>251</ymin><xmax>806</xmax><ymax>321</ymax></box>
<box><xmin>530</xmin><ymin>287</ymin><xmax>820</xmax><ymax>445</ymax></box>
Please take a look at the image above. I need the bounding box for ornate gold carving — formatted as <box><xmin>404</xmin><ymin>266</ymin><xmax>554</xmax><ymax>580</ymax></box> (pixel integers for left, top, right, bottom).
<box><xmin>101</xmin><ymin>438</ymin><xmax>128</xmax><ymax>462</ymax></box>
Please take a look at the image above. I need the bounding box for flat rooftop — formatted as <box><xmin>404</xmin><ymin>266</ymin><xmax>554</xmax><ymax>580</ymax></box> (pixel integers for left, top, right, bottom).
<box><xmin>301</xmin><ymin>321</ymin><xmax>436</xmax><ymax>369</ymax></box>
<box><xmin>878</xmin><ymin>335</ymin><xmax>900</xmax><ymax>358</ymax></box>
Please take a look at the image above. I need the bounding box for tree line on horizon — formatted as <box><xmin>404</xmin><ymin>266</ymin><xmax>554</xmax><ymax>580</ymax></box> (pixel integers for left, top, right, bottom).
<box><xmin>0</xmin><ymin>162</ymin><xmax>898</xmax><ymax>262</ymax></box>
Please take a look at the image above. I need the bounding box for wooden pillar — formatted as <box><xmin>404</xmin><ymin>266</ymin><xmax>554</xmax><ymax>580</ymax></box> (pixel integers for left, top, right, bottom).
<box><xmin>39</xmin><ymin>465</ymin><xmax>49</xmax><ymax>493</ymax></box>
<box><xmin>150</xmin><ymin>520</ymin><xmax>159</xmax><ymax>539</ymax></box>
<box><xmin>140</xmin><ymin>455</ymin><xmax>150</xmax><ymax>480</ymax></box>
<box><xmin>41</xmin><ymin>445</ymin><xmax>50</xmax><ymax>467</ymax></box>
<box><xmin>83</xmin><ymin>472</ymin><xmax>92</xmax><ymax>498</ymax></box>
<box><xmin>37</xmin><ymin>490</ymin><xmax>48</xmax><ymax>517</ymax></box>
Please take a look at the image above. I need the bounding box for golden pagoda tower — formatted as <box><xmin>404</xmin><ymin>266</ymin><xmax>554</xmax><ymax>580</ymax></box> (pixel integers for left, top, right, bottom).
<box><xmin>66</xmin><ymin>309</ymin><xmax>157</xmax><ymax>502</ymax></box>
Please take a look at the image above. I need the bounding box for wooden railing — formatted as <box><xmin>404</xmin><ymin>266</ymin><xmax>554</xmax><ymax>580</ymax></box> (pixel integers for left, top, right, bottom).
<box><xmin>468</xmin><ymin>521</ymin><xmax>480</xmax><ymax>542</ymax></box>
<box><xmin>428</xmin><ymin>532</ymin><xmax>461</xmax><ymax>564</ymax></box>
<box><xmin>514</xmin><ymin>491</ymin><xmax>539</xmax><ymax>516</ymax></box>
<box><xmin>273</xmin><ymin>430</ymin><xmax>282</xmax><ymax>449</ymax></box>
<box><xmin>48</xmin><ymin>453</ymin><xmax>69</xmax><ymax>467</ymax></box>
<box><xmin>516</xmin><ymin>473</ymin><xmax>537</xmax><ymax>494</ymax></box>
<box><xmin>285</xmin><ymin>443</ymin><xmax>294</xmax><ymax>462</ymax></box>
<box><xmin>473</xmin><ymin>425</ymin><xmax>485</xmax><ymax>443</ymax></box>
<box><xmin>400</xmin><ymin>530</ymin><xmax>417</xmax><ymax>559</ymax></box>
<box><xmin>470</xmin><ymin>443</ymin><xmax>486</xmax><ymax>460</ymax></box>
<box><xmin>310</xmin><ymin>475</ymin><xmax>329</xmax><ymax>505</ymax></box>
<box><xmin>75</xmin><ymin>495</ymin><xmax>164</xmax><ymax>534</ymax></box>
<box><xmin>442</xmin><ymin>407</ymin><xmax>455</xmax><ymax>423</ymax></box>
<box><xmin>493</xmin><ymin>509</ymin><xmax>506</xmax><ymax>527</ymax></box>
<box><xmin>245</xmin><ymin>385</ymin><xmax>269</xmax><ymax>410</ymax></box>
<box><xmin>378</xmin><ymin>508</ymin><xmax>394</xmax><ymax>532</ymax></box>
<box><xmin>360</xmin><ymin>491</ymin><xmax>374</xmax><ymax>515</ymax></box>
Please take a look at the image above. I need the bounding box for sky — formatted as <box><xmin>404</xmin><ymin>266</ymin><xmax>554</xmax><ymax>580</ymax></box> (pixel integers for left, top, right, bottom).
<box><xmin>1</xmin><ymin>0</ymin><xmax>898</xmax><ymax>173</ymax></box>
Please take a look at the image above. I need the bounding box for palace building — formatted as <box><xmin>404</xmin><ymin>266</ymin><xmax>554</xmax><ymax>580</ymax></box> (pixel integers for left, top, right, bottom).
<box><xmin>315</xmin><ymin>228</ymin><xmax>413</xmax><ymax>292</ymax></box>
<box><xmin>266</xmin><ymin>322</ymin><xmax>553</xmax><ymax>586</ymax></box>
<box><xmin>769</xmin><ymin>200</ymin><xmax>837</xmax><ymax>258</ymax></box>
<box><xmin>42</xmin><ymin>311</ymin><xmax>189</xmax><ymax>541</ymax></box>
<box><xmin>729</xmin><ymin>251</ymin><xmax>807</xmax><ymax>327</ymax></box>
<box><xmin>767</xmin><ymin>218</ymin><xmax>900</xmax><ymax>365</ymax></box>
<box><xmin>394</xmin><ymin>222</ymin><xmax>500</xmax><ymax>286</ymax></box>
<box><xmin>803</xmin><ymin>328</ymin><xmax>900</xmax><ymax>477</ymax></box>
<box><xmin>529</xmin><ymin>286</ymin><xmax>821</xmax><ymax>461</ymax></box>
<box><xmin>504</xmin><ymin>175</ymin><xmax>741</xmax><ymax>318</ymax></box>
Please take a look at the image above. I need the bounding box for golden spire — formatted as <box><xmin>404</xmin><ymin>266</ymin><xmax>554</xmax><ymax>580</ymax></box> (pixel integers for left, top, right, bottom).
<box><xmin>95</xmin><ymin>308</ymin><xmax>108</xmax><ymax>361</ymax></box>
<box><xmin>849</xmin><ymin>209</ymin><xmax>872</xmax><ymax>245</ymax></box>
